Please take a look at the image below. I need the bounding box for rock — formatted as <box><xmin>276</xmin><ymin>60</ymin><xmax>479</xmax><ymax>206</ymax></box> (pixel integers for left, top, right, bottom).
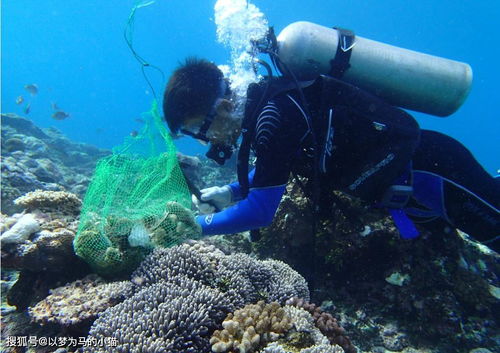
<box><xmin>3</xmin><ymin>137</ymin><xmax>25</xmax><ymax>152</ymax></box>
<box><xmin>1</xmin><ymin>113</ymin><xmax>50</xmax><ymax>139</ymax></box>
<box><xmin>0</xmin><ymin>113</ymin><xmax>110</xmax><ymax>215</ymax></box>
<box><xmin>380</xmin><ymin>323</ymin><xmax>408</xmax><ymax>351</ymax></box>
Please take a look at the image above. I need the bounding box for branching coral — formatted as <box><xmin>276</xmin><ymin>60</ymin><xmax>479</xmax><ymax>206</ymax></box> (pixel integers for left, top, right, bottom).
<box><xmin>130</xmin><ymin>243</ymin><xmax>221</xmax><ymax>289</ymax></box>
<box><xmin>80</xmin><ymin>242</ymin><xmax>311</xmax><ymax>352</ymax></box>
<box><xmin>131</xmin><ymin>242</ymin><xmax>309</xmax><ymax>307</ymax></box>
<box><xmin>215</xmin><ymin>253</ymin><xmax>310</xmax><ymax>306</ymax></box>
<box><xmin>86</xmin><ymin>275</ymin><xmax>235</xmax><ymax>353</ymax></box>
<box><xmin>210</xmin><ymin>301</ymin><xmax>293</xmax><ymax>353</ymax></box>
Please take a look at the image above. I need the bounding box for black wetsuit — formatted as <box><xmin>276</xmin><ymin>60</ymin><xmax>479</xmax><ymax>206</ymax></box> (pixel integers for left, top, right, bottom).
<box><xmin>198</xmin><ymin>77</ymin><xmax>499</xmax><ymax>251</ymax></box>
<box><xmin>248</xmin><ymin>80</ymin><xmax>500</xmax><ymax>250</ymax></box>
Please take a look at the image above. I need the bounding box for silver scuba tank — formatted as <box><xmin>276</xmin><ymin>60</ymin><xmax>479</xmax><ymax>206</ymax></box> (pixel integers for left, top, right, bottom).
<box><xmin>276</xmin><ymin>21</ymin><xmax>473</xmax><ymax>117</ymax></box>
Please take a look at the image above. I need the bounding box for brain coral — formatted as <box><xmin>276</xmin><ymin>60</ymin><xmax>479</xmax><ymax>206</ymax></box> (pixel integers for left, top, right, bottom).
<box><xmin>210</xmin><ymin>301</ymin><xmax>293</xmax><ymax>353</ymax></box>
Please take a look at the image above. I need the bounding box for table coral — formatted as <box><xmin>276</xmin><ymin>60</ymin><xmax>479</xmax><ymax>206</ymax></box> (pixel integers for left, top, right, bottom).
<box><xmin>28</xmin><ymin>274</ymin><xmax>132</xmax><ymax>326</ymax></box>
<box><xmin>14</xmin><ymin>190</ymin><xmax>82</xmax><ymax>214</ymax></box>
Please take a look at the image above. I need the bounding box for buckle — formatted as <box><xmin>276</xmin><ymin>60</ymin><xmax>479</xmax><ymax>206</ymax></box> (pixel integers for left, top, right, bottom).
<box><xmin>381</xmin><ymin>185</ymin><xmax>413</xmax><ymax>209</ymax></box>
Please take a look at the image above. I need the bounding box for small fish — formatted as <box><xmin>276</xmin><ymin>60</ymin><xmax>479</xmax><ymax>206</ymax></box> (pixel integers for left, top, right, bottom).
<box><xmin>135</xmin><ymin>118</ymin><xmax>145</xmax><ymax>124</ymax></box>
<box><xmin>130</xmin><ymin>130</ymin><xmax>139</xmax><ymax>138</ymax></box>
<box><xmin>24</xmin><ymin>102</ymin><xmax>31</xmax><ymax>115</ymax></box>
<box><xmin>95</xmin><ymin>128</ymin><xmax>104</xmax><ymax>134</ymax></box>
<box><xmin>24</xmin><ymin>84</ymin><xmax>39</xmax><ymax>96</ymax></box>
<box><xmin>51</xmin><ymin>102</ymin><xmax>60</xmax><ymax>110</ymax></box>
<box><xmin>16</xmin><ymin>96</ymin><xmax>24</xmax><ymax>105</ymax></box>
<box><xmin>51</xmin><ymin>110</ymin><xmax>70</xmax><ymax>120</ymax></box>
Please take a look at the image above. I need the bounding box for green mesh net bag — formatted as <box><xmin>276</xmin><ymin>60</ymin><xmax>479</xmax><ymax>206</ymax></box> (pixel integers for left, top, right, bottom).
<box><xmin>74</xmin><ymin>101</ymin><xmax>201</xmax><ymax>277</ymax></box>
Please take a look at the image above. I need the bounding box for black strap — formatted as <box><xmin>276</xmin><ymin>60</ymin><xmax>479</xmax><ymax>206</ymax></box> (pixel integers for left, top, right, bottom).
<box><xmin>179</xmin><ymin>167</ymin><xmax>221</xmax><ymax>212</ymax></box>
<box><xmin>237</xmin><ymin>78</ymin><xmax>314</xmax><ymax>199</ymax></box>
<box><xmin>329</xmin><ymin>27</ymin><xmax>355</xmax><ymax>79</ymax></box>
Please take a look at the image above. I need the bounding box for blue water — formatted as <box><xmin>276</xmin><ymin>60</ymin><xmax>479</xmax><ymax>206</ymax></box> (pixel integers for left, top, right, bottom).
<box><xmin>2</xmin><ymin>0</ymin><xmax>498</xmax><ymax>174</ymax></box>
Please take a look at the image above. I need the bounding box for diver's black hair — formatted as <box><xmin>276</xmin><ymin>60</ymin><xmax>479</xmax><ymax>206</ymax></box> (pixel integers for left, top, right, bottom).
<box><xmin>163</xmin><ymin>57</ymin><xmax>224</xmax><ymax>133</ymax></box>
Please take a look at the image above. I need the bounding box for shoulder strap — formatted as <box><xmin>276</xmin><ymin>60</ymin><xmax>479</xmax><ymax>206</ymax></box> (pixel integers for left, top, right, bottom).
<box><xmin>237</xmin><ymin>77</ymin><xmax>315</xmax><ymax>199</ymax></box>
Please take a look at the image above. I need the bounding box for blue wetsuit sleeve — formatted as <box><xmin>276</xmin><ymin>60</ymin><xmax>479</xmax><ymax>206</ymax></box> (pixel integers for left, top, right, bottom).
<box><xmin>228</xmin><ymin>168</ymin><xmax>255</xmax><ymax>202</ymax></box>
<box><xmin>196</xmin><ymin>184</ymin><xmax>285</xmax><ymax>236</ymax></box>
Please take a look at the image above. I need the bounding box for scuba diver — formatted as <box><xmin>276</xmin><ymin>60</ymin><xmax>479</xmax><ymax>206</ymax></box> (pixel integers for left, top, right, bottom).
<box><xmin>162</xmin><ymin>23</ymin><xmax>499</xmax><ymax>252</ymax></box>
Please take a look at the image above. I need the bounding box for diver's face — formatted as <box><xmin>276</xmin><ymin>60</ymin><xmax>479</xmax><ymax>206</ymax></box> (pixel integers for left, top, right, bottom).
<box><xmin>182</xmin><ymin>98</ymin><xmax>240</xmax><ymax>145</ymax></box>
<box><xmin>206</xmin><ymin>99</ymin><xmax>240</xmax><ymax>144</ymax></box>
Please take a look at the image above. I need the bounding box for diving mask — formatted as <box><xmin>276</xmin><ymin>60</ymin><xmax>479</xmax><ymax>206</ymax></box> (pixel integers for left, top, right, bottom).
<box><xmin>180</xmin><ymin>79</ymin><xmax>235</xmax><ymax>165</ymax></box>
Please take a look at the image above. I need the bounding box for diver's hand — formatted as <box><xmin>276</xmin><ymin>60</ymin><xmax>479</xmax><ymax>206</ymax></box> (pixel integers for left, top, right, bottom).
<box><xmin>192</xmin><ymin>185</ymin><xmax>232</xmax><ymax>214</ymax></box>
<box><xmin>192</xmin><ymin>194</ymin><xmax>216</xmax><ymax>214</ymax></box>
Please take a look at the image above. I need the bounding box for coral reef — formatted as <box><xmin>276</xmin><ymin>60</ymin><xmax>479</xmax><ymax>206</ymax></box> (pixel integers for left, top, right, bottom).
<box><xmin>14</xmin><ymin>189</ymin><xmax>82</xmax><ymax>214</ymax></box>
<box><xmin>1</xmin><ymin>194</ymin><xmax>82</xmax><ymax>273</ymax></box>
<box><xmin>83</xmin><ymin>242</ymin><xmax>310</xmax><ymax>353</ymax></box>
<box><xmin>1</xmin><ymin>189</ymin><xmax>90</xmax><ymax>312</ymax></box>
<box><xmin>1</xmin><ymin>113</ymin><xmax>109</xmax><ymax>215</ymax></box>
<box><xmin>261</xmin><ymin>342</ymin><xmax>344</xmax><ymax>353</ymax></box>
<box><xmin>282</xmin><ymin>306</ymin><xmax>331</xmax><ymax>347</ymax></box>
<box><xmin>247</xmin><ymin>177</ymin><xmax>500</xmax><ymax>353</ymax></box>
<box><xmin>1</xmin><ymin>270</ymin><xmax>19</xmax><ymax>315</ymax></box>
<box><xmin>214</xmin><ymin>253</ymin><xmax>310</xmax><ymax>306</ymax></box>
<box><xmin>130</xmin><ymin>241</ymin><xmax>221</xmax><ymax>288</ymax></box>
<box><xmin>131</xmin><ymin>242</ymin><xmax>309</xmax><ymax>306</ymax></box>
<box><xmin>86</xmin><ymin>275</ymin><xmax>235</xmax><ymax>353</ymax></box>
<box><xmin>286</xmin><ymin>298</ymin><xmax>356</xmax><ymax>353</ymax></box>
<box><xmin>28</xmin><ymin>274</ymin><xmax>132</xmax><ymax>327</ymax></box>
<box><xmin>210</xmin><ymin>303</ymin><xmax>348</xmax><ymax>353</ymax></box>
<box><xmin>210</xmin><ymin>301</ymin><xmax>293</xmax><ymax>353</ymax></box>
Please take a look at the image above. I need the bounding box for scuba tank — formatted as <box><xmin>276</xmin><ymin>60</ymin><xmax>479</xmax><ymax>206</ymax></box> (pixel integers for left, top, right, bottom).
<box><xmin>276</xmin><ymin>21</ymin><xmax>472</xmax><ymax>117</ymax></box>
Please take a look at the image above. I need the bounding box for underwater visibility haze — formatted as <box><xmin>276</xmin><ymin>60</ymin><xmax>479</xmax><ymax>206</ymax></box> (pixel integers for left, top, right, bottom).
<box><xmin>1</xmin><ymin>1</ymin><xmax>500</xmax><ymax>353</ymax></box>
<box><xmin>2</xmin><ymin>0</ymin><xmax>499</xmax><ymax>174</ymax></box>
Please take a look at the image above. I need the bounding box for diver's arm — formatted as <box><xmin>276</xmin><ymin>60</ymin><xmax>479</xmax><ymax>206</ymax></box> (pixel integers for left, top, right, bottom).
<box><xmin>228</xmin><ymin>168</ymin><xmax>256</xmax><ymax>202</ymax></box>
<box><xmin>196</xmin><ymin>97</ymin><xmax>302</xmax><ymax>235</ymax></box>
<box><xmin>196</xmin><ymin>184</ymin><xmax>285</xmax><ymax>235</ymax></box>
